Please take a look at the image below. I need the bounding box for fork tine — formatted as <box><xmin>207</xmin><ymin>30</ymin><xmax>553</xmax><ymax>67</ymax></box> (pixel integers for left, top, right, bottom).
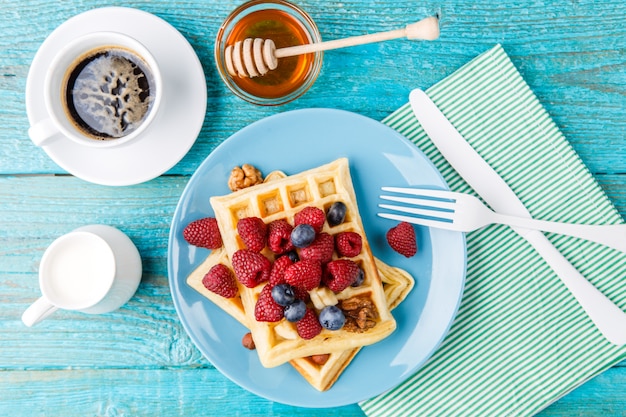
<box><xmin>381</xmin><ymin>187</ymin><xmax>459</xmax><ymax>201</ymax></box>
<box><xmin>378</xmin><ymin>203</ymin><xmax>454</xmax><ymax>221</ymax></box>
<box><xmin>379</xmin><ymin>194</ymin><xmax>455</xmax><ymax>212</ymax></box>
<box><xmin>378</xmin><ymin>187</ymin><xmax>460</xmax><ymax>230</ymax></box>
<box><xmin>377</xmin><ymin>212</ymin><xmax>454</xmax><ymax>228</ymax></box>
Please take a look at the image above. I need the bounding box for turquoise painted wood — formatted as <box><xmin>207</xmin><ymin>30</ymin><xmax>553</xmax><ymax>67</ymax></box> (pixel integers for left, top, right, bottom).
<box><xmin>1</xmin><ymin>1</ymin><xmax>624</xmax><ymax>415</ymax></box>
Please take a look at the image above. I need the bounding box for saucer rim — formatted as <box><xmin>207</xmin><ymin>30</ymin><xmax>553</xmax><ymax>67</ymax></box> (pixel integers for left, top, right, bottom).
<box><xmin>25</xmin><ymin>6</ymin><xmax>207</xmax><ymax>186</ymax></box>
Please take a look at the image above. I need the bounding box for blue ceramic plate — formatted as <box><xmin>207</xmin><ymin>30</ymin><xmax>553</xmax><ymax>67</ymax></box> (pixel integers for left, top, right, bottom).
<box><xmin>168</xmin><ymin>109</ymin><xmax>466</xmax><ymax>408</ymax></box>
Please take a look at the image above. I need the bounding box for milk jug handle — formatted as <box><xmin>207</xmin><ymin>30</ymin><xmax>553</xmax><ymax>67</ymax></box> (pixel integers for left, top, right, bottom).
<box><xmin>22</xmin><ymin>296</ymin><xmax>58</xmax><ymax>327</ymax></box>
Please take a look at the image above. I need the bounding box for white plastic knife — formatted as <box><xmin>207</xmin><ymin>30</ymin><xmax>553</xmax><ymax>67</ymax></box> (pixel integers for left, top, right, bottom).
<box><xmin>409</xmin><ymin>88</ymin><xmax>626</xmax><ymax>345</ymax></box>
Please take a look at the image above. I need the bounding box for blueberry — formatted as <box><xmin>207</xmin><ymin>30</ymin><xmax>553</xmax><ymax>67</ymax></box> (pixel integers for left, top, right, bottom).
<box><xmin>290</xmin><ymin>224</ymin><xmax>316</xmax><ymax>248</ymax></box>
<box><xmin>285</xmin><ymin>250</ymin><xmax>300</xmax><ymax>263</ymax></box>
<box><xmin>284</xmin><ymin>299</ymin><xmax>306</xmax><ymax>322</ymax></box>
<box><xmin>319</xmin><ymin>305</ymin><xmax>345</xmax><ymax>331</ymax></box>
<box><xmin>326</xmin><ymin>202</ymin><xmax>347</xmax><ymax>226</ymax></box>
<box><xmin>351</xmin><ymin>267</ymin><xmax>365</xmax><ymax>287</ymax></box>
<box><xmin>271</xmin><ymin>283</ymin><xmax>296</xmax><ymax>306</ymax></box>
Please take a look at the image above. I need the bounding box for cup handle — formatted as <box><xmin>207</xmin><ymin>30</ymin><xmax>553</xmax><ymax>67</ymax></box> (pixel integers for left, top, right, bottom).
<box><xmin>28</xmin><ymin>118</ymin><xmax>63</xmax><ymax>147</ymax></box>
<box><xmin>22</xmin><ymin>296</ymin><xmax>59</xmax><ymax>327</ymax></box>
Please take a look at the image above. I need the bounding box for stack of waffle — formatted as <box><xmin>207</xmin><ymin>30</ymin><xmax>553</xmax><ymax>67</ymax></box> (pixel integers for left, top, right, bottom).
<box><xmin>187</xmin><ymin>158</ymin><xmax>414</xmax><ymax>391</ymax></box>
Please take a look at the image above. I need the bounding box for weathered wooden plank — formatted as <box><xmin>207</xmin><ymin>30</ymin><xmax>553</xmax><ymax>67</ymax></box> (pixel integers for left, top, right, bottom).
<box><xmin>0</xmin><ymin>369</ymin><xmax>363</xmax><ymax>416</ymax></box>
<box><xmin>3</xmin><ymin>172</ymin><xmax>626</xmax><ymax>367</ymax></box>
<box><xmin>0</xmin><ymin>175</ymin><xmax>199</xmax><ymax>369</ymax></box>
<box><xmin>1</xmin><ymin>1</ymin><xmax>624</xmax><ymax>175</ymax></box>
<box><xmin>597</xmin><ymin>174</ymin><xmax>626</xmax><ymax>218</ymax></box>
<box><xmin>1</xmin><ymin>172</ymin><xmax>625</xmax><ymax>414</ymax></box>
<box><xmin>0</xmin><ymin>365</ymin><xmax>625</xmax><ymax>416</ymax></box>
<box><xmin>2</xmin><ymin>1</ymin><xmax>626</xmax><ymax>414</ymax></box>
<box><xmin>539</xmin><ymin>365</ymin><xmax>626</xmax><ymax>416</ymax></box>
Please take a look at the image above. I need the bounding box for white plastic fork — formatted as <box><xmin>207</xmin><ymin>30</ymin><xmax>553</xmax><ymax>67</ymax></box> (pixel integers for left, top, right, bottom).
<box><xmin>378</xmin><ymin>187</ymin><xmax>626</xmax><ymax>253</ymax></box>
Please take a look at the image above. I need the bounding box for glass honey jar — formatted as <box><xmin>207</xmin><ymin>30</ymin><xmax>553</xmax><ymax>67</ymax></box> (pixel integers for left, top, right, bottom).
<box><xmin>215</xmin><ymin>0</ymin><xmax>323</xmax><ymax>106</ymax></box>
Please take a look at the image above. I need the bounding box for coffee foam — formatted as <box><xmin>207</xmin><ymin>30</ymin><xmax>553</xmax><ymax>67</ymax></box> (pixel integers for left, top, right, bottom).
<box><xmin>66</xmin><ymin>47</ymin><xmax>154</xmax><ymax>139</ymax></box>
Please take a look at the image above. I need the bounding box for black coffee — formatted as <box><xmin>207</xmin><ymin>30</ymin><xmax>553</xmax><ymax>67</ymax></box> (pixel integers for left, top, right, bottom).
<box><xmin>64</xmin><ymin>46</ymin><xmax>155</xmax><ymax>140</ymax></box>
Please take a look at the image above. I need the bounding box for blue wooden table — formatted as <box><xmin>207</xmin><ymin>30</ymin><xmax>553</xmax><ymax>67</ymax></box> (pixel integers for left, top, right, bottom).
<box><xmin>1</xmin><ymin>1</ymin><xmax>625</xmax><ymax>415</ymax></box>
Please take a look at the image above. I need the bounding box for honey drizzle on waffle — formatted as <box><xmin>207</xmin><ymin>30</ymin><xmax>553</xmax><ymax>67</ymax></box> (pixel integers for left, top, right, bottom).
<box><xmin>209</xmin><ymin>158</ymin><xmax>397</xmax><ymax>368</ymax></box>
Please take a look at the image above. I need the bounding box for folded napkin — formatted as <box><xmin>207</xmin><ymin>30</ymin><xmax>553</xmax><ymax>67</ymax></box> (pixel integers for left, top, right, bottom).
<box><xmin>361</xmin><ymin>44</ymin><xmax>626</xmax><ymax>416</ymax></box>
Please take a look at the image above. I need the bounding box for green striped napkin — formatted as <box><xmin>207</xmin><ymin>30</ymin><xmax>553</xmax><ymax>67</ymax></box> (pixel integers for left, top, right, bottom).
<box><xmin>361</xmin><ymin>44</ymin><xmax>626</xmax><ymax>416</ymax></box>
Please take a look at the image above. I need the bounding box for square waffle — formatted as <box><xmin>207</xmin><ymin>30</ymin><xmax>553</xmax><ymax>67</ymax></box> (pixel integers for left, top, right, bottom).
<box><xmin>209</xmin><ymin>158</ymin><xmax>397</xmax><ymax>368</ymax></box>
<box><xmin>187</xmin><ymin>250</ymin><xmax>413</xmax><ymax>390</ymax></box>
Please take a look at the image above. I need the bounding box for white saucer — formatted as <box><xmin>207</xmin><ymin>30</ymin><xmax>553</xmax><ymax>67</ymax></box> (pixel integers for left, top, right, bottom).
<box><xmin>25</xmin><ymin>7</ymin><xmax>207</xmax><ymax>186</ymax></box>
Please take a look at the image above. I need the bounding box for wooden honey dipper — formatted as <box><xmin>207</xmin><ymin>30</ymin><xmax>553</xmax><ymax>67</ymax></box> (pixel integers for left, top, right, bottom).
<box><xmin>224</xmin><ymin>16</ymin><xmax>440</xmax><ymax>78</ymax></box>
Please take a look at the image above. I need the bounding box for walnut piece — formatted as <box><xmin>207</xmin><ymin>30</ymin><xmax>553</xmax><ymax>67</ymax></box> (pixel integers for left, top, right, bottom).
<box><xmin>241</xmin><ymin>332</ymin><xmax>256</xmax><ymax>350</ymax></box>
<box><xmin>228</xmin><ymin>164</ymin><xmax>263</xmax><ymax>191</ymax></box>
<box><xmin>309</xmin><ymin>354</ymin><xmax>330</xmax><ymax>365</ymax></box>
<box><xmin>339</xmin><ymin>296</ymin><xmax>379</xmax><ymax>333</ymax></box>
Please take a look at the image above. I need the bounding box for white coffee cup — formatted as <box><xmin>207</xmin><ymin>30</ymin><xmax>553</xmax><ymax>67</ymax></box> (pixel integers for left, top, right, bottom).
<box><xmin>22</xmin><ymin>225</ymin><xmax>142</xmax><ymax>327</ymax></box>
<box><xmin>28</xmin><ymin>31</ymin><xmax>163</xmax><ymax>148</ymax></box>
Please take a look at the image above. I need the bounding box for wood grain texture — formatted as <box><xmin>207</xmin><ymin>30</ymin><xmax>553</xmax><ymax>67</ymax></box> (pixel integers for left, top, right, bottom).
<box><xmin>1</xmin><ymin>0</ymin><xmax>625</xmax><ymax>415</ymax></box>
<box><xmin>0</xmin><ymin>369</ymin><xmax>362</xmax><ymax>416</ymax></box>
<box><xmin>1</xmin><ymin>172</ymin><xmax>624</xmax><ymax>415</ymax></box>
<box><xmin>2</xmin><ymin>1</ymin><xmax>624</xmax><ymax>175</ymax></box>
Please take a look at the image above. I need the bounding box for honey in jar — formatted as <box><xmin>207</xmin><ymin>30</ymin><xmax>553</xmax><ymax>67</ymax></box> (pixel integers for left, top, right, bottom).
<box><xmin>225</xmin><ymin>8</ymin><xmax>318</xmax><ymax>100</ymax></box>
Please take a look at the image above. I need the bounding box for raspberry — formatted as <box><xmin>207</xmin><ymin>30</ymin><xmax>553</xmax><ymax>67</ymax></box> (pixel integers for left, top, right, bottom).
<box><xmin>323</xmin><ymin>259</ymin><xmax>361</xmax><ymax>292</ymax></box>
<box><xmin>334</xmin><ymin>231</ymin><xmax>362</xmax><ymax>257</ymax></box>
<box><xmin>267</xmin><ymin>219</ymin><xmax>294</xmax><ymax>254</ymax></box>
<box><xmin>254</xmin><ymin>284</ymin><xmax>284</xmax><ymax>322</ymax></box>
<box><xmin>299</xmin><ymin>232</ymin><xmax>334</xmax><ymax>264</ymax></box>
<box><xmin>269</xmin><ymin>255</ymin><xmax>293</xmax><ymax>286</ymax></box>
<box><xmin>293</xmin><ymin>286</ymin><xmax>310</xmax><ymax>303</ymax></box>
<box><xmin>231</xmin><ymin>249</ymin><xmax>271</xmax><ymax>288</ymax></box>
<box><xmin>273</xmin><ymin>257</ymin><xmax>308</xmax><ymax>299</ymax></box>
<box><xmin>296</xmin><ymin>308</ymin><xmax>322</xmax><ymax>339</ymax></box>
<box><xmin>294</xmin><ymin>206</ymin><xmax>326</xmax><ymax>234</ymax></box>
<box><xmin>284</xmin><ymin>259</ymin><xmax>322</xmax><ymax>291</ymax></box>
<box><xmin>183</xmin><ymin>217</ymin><xmax>222</xmax><ymax>249</ymax></box>
<box><xmin>276</xmin><ymin>261</ymin><xmax>310</xmax><ymax>300</ymax></box>
<box><xmin>202</xmin><ymin>263</ymin><xmax>238</xmax><ymax>298</ymax></box>
<box><xmin>386</xmin><ymin>221</ymin><xmax>417</xmax><ymax>257</ymax></box>
<box><xmin>237</xmin><ymin>217</ymin><xmax>267</xmax><ymax>252</ymax></box>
